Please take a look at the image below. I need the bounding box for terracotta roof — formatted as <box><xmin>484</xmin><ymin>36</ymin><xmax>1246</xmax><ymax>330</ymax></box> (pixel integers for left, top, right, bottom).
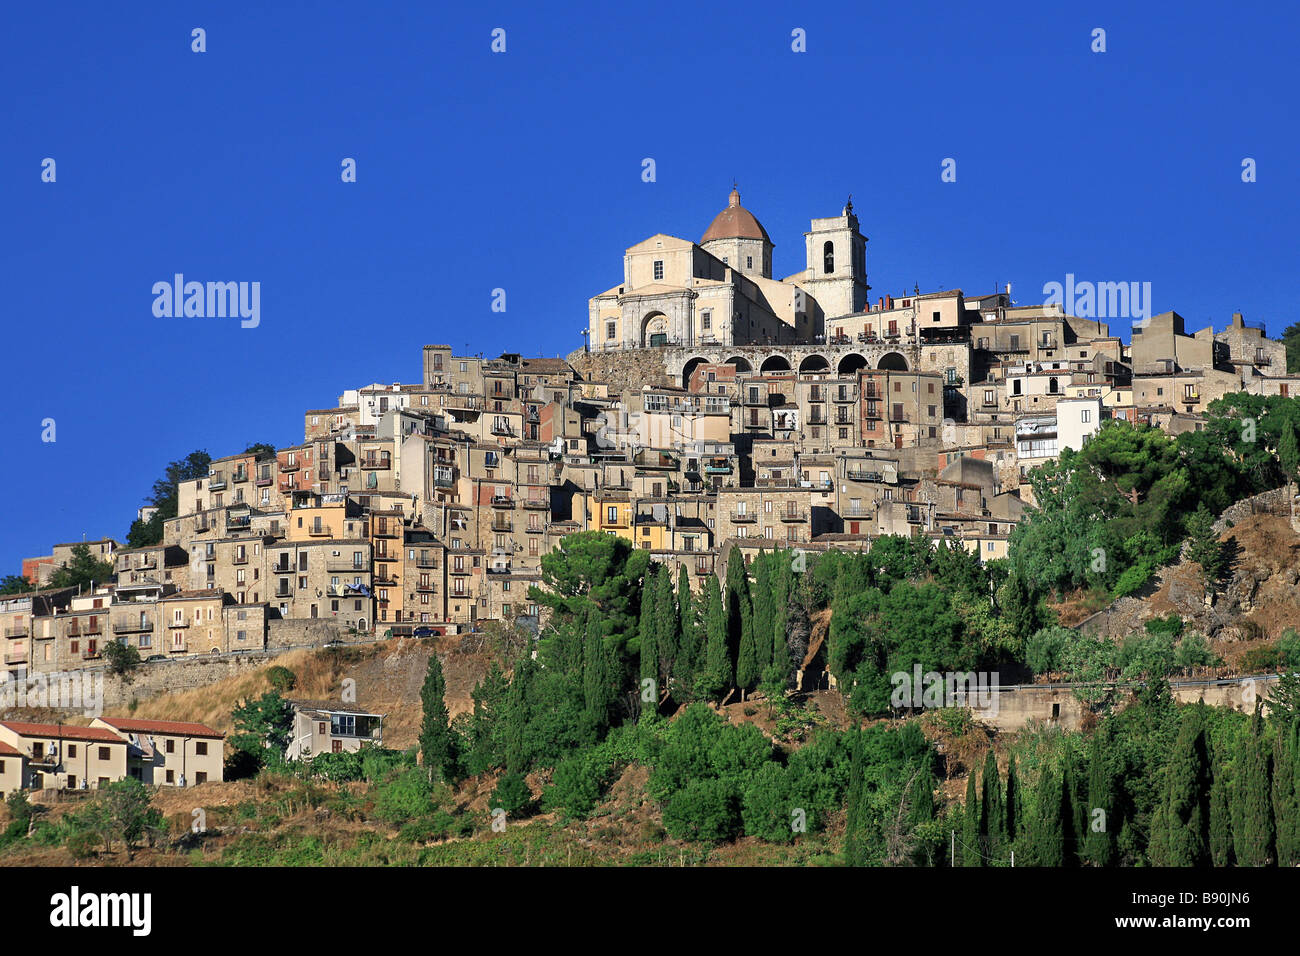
<box><xmin>0</xmin><ymin>741</ymin><xmax>21</xmax><ymax>757</ymax></box>
<box><xmin>0</xmin><ymin>722</ymin><xmax>123</xmax><ymax>743</ymax></box>
<box><xmin>702</xmin><ymin>188</ymin><xmax>771</xmax><ymax>244</ymax></box>
<box><xmin>97</xmin><ymin>717</ymin><xmax>224</xmax><ymax>739</ymax></box>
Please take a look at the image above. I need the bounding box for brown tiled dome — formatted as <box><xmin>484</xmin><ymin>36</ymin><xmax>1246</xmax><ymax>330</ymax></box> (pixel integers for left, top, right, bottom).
<box><xmin>701</xmin><ymin>188</ymin><xmax>771</xmax><ymax>244</ymax></box>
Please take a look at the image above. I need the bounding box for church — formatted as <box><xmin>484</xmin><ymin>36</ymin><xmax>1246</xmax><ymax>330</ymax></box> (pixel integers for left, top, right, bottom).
<box><xmin>587</xmin><ymin>188</ymin><xmax>869</xmax><ymax>352</ymax></box>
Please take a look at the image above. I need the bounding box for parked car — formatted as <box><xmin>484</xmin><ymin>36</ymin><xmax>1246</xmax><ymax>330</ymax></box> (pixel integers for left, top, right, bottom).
<box><xmin>412</xmin><ymin>626</ymin><xmax>438</xmax><ymax>638</ymax></box>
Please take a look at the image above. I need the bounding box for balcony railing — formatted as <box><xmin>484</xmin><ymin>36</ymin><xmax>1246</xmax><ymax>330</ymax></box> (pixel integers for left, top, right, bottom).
<box><xmin>361</xmin><ymin>457</ymin><xmax>391</xmax><ymax>470</ymax></box>
<box><xmin>491</xmin><ymin>519</ymin><xmax>513</xmax><ymax>533</ymax></box>
<box><xmin>4</xmin><ymin>651</ymin><xmax>27</xmax><ymax>664</ymax></box>
<box><xmin>3</xmin><ymin>626</ymin><xmax>28</xmax><ymax>639</ymax></box>
<box><xmin>112</xmin><ymin>618</ymin><xmax>152</xmax><ymax>633</ymax></box>
<box><xmin>523</xmin><ymin>496</ymin><xmax>548</xmax><ymax>509</ymax></box>
<box><xmin>256</xmin><ymin>475</ymin><xmax>274</xmax><ymax>487</ymax></box>
<box><xmin>81</xmin><ymin>647</ymin><xmax>102</xmax><ymax>660</ymax></box>
<box><xmin>308</xmin><ymin>525</ymin><xmax>331</xmax><ymax>536</ymax></box>
<box><xmin>731</xmin><ymin>511</ymin><xmax>758</xmax><ymax>523</ymax></box>
<box><xmin>207</xmin><ymin>477</ymin><xmax>227</xmax><ymax>491</ymax></box>
<box><xmin>167</xmin><ymin>619</ymin><xmax>190</xmax><ymax>628</ymax></box>
<box><xmin>779</xmin><ymin>509</ymin><xmax>809</xmax><ymax>522</ymax></box>
<box><xmin>491</xmin><ymin>495</ymin><xmax>514</xmax><ymax>508</ymax></box>
<box><xmin>448</xmin><ymin>565</ymin><xmax>471</xmax><ymax>576</ymax></box>
<box><xmin>415</xmin><ymin>557</ymin><xmax>438</xmax><ymax>568</ymax></box>
<box><xmin>846</xmin><ymin>468</ymin><xmax>885</xmax><ymax>482</ymax></box>
<box><xmin>832</xmin><ymin>388</ymin><xmax>857</xmax><ymax>403</ymax></box>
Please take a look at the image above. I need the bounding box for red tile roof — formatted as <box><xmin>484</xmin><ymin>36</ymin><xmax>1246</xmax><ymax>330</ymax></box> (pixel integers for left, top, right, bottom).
<box><xmin>0</xmin><ymin>741</ymin><xmax>21</xmax><ymax>757</ymax></box>
<box><xmin>0</xmin><ymin>722</ymin><xmax>123</xmax><ymax>743</ymax></box>
<box><xmin>97</xmin><ymin>717</ymin><xmax>223</xmax><ymax>739</ymax></box>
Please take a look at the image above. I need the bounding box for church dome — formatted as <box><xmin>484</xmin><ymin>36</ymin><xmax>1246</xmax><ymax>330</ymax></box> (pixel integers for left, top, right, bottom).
<box><xmin>701</xmin><ymin>188</ymin><xmax>771</xmax><ymax>244</ymax></box>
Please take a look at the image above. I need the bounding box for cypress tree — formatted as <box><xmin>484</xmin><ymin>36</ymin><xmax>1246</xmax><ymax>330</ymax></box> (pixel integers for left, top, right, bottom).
<box><xmin>962</xmin><ymin>771</ymin><xmax>983</xmax><ymax>866</ymax></box>
<box><xmin>1061</xmin><ymin>754</ymin><xmax>1084</xmax><ymax>867</ymax></box>
<box><xmin>582</xmin><ymin>621</ymin><xmax>614</xmax><ymax>733</ymax></box>
<box><xmin>1005</xmin><ymin>753</ymin><xmax>1020</xmax><ymax>846</ymax></box>
<box><xmin>700</xmin><ymin>574</ymin><xmax>732</xmax><ymax>699</ymax></box>
<box><xmin>980</xmin><ymin>749</ymin><xmax>1005</xmax><ymax>862</ymax></box>
<box><xmin>673</xmin><ymin>564</ymin><xmax>695</xmax><ymax>688</ymax></box>
<box><xmin>905</xmin><ymin>764</ymin><xmax>937</xmax><ymax>866</ymax></box>
<box><xmin>418</xmin><ymin>651</ymin><xmax>453</xmax><ymax>782</ymax></box>
<box><xmin>1232</xmin><ymin>709</ymin><xmax>1275</xmax><ymax>866</ymax></box>
<box><xmin>654</xmin><ymin>563</ymin><xmax>678</xmax><ymax>682</ymax></box>
<box><xmin>751</xmin><ymin>552</ymin><xmax>774</xmax><ymax>672</ymax></box>
<box><xmin>1030</xmin><ymin>761</ymin><xmax>1065</xmax><ymax>867</ymax></box>
<box><xmin>771</xmin><ymin>552</ymin><xmax>792</xmax><ymax>674</ymax></box>
<box><xmin>637</xmin><ymin>566</ymin><xmax>658</xmax><ymax>686</ymax></box>
<box><xmin>843</xmin><ymin>726</ymin><xmax>868</xmax><ymax>866</ymax></box>
<box><xmin>1082</xmin><ymin>733</ymin><xmax>1116</xmax><ymax>866</ymax></box>
<box><xmin>503</xmin><ymin>653</ymin><xmax>537</xmax><ymax>774</ymax></box>
<box><xmin>1161</xmin><ymin>707</ymin><xmax>1211</xmax><ymax>867</ymax></box>
<box><xmin>1272</xmin><ymin>723</ymin><xmax>1300</xmax><ymax>866</ymax></box>
<box><xmin>1209</xmin><ymin>735</ymin><xmax>1235</xmax><ymax>867</ymax></box>
<box><xmin>727</xmin><ymin>553</ymin><xmax>758</xmax><ymax>693</ymax></box>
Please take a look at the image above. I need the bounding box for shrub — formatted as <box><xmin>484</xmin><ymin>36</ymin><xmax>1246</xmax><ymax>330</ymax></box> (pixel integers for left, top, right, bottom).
<box><xmin>265</xmin><ymin>666</ymin><xmax>297</xmax><ymax>692</ymax></box>
<box><xmin>372</xmin><ymin>767</ymin><xmax>434</xmax><ymax>823</ymax></box>
<box><xmin>491</xmin><ymin>772</ymin><xmax>533</xmax><ymax>817</ymax></box>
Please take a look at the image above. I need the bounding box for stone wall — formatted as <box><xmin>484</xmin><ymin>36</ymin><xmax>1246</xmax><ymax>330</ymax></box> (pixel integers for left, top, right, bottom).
<box><xmin>568</xmin><ymin>346</ymin><xmax>674</xmax><ymax>395</ymax></box>
<box><xmin>267</xmin><ymin>617</ymin><xmax>348</xmax><ymax>650</ymax></box>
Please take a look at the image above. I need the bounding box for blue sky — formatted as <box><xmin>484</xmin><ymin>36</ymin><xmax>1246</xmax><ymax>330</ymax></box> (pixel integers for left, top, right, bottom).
<box><xmin>2</xmin><ymin>0</ymin><xmax>1297</xmax><ymax>572</ymax></box>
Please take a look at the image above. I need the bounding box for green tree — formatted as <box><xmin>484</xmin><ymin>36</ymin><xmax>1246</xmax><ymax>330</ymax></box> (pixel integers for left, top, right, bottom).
<box><xmin>980</xmin><ymin>749</ymin><xmax>1006</xmax><ymax>862</ymax></box>
<box><xmin>637</xmin><ymin>566</ymin><xmax>659</xmax><ymax>686</ymax></box>
<box><xmin>1232</xmin><ymin>711</ymin><xmax>1275</xmax><ymax>866</ymax></box>
<box><xmin>1272</xmin><ymin>724</ymin><xmax>1300</xmax><ymax>867</ymax></box>
<box><xmin>1209</xmin><ymin>735</ymin><xmax>1235</xmax><ymax>866</ymax></box>
<box><xmin>1184</xmin><ymin>506</ymin><xmax>1226</xmax><ymax>597</ymax></box>
<box><xmin>125</xmin><ymin>449</ymin><xmax>212</xmax><ymax>547</ymax></box>
<box><xmin>962</xmin><ymin>771</ymin><xmax>982</xmax><ymax>866</ymax></box>
<box><xmin>228</xmin><ymin>692</ymin><xmax>293</xmax><ymax>768</ymax></box>
<box><xmin>103</xmin><ymin>639</ymin><xmax>141</xmax><ymax>680</ymax></box>
<box><xmin>1156</xmin><ymin>708</ymin><xmax>1211</xmax><ymax>867</ymax></box>
<box><xmin>1005</xmin><ymin>754</ymin><xmax>1021</xmax><ymax>847</ymax></box>
<box><xmin>48</xmin><ymin>544</ymin><xmax>115</xmax><ymax>592</ymax></box>
<box><xmin>654</xmin><ymin>562</ymin><xmax>679</xmax><ymax>682</ymax></box>
<box><xmin>1082</xmin><ymin>733</ymin><xmax>1116</xmax><ymax>866</ymax></box>
<box><xmin>0</xmin><ymin>575</ymin><xmax>34</xmax><ymax>595</ymax></box>
<box><xmin>1028</xmin><ymin>761</ymin><xmax>1065</xmax><ymax>867</ymax></box>
<box><xmin>84</xmin><ymin>778</ymin><xmax>163</xmax><ymax>860</ymax></box>
<box><xmin>698</xmin><ymin>575</ymin><xmax>731</xmax><ymax>700</ymax></box>
<box><xmin>674</xmin><ymin>564</ymin><xmax>697</xmax><ymax>695</ymax></box>
<box><xmin>419</xmin><ymin>652</ymin><xmax>454</xmax><ymax>781</ymax></box>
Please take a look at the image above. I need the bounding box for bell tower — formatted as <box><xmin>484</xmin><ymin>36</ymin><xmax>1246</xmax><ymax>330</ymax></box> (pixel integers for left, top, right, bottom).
<box><xmin>803</xmin><ymin>197</ymin><xmax>869</xmax><ymax>320</ymax></box>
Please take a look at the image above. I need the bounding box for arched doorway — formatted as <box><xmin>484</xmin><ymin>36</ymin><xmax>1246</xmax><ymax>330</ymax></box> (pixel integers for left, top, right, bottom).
<box><xmin>641</xmin><ymin>312</ymin><xmax>670</xmax><ymax>348</ymax></box>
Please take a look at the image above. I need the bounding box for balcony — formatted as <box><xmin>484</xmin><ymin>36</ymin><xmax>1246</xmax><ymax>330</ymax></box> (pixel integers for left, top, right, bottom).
<box><xmin>232</xmin><ymin>554</ymin><xmax>249</xmax><ymax>565</ymax></box>
<box><xmin>742</xmin><ymin>393</ymin><xmax>768</xmax><ymax>407</ymax></box>
<box><xmin>448</xmin><ymin>565</ymin><xmax>472</xmax><ymax>576</ymax></box>
<box><xmin>232</xmin><ymin>470</ymin><xmax>248</xmax><ymax>483</ymax></box>
<box><xmin>1183</xmin><ymin>392</ymin><xmax>1201</xmax><ymax>402</ymax></box>
<box><xmin>280</xmin><ymin>460</ymin><xmax>300</xmax><ymax>473</ymax></box>
<box><xmin>523</xmin><ymin>495</ymin><xmax>548</xmax><ymax>509</ymax></box>
<box><xmin>372</xmin><ymin>524</ymin><xmax>400</xmax><ymax>538</ymax></box>
<box><xmin>779</xmin><ymin>508</ymin><xmax>809</xmax><ymax>523</ymax></box>
<box><xmin>433</xmin><ymin>469</ymin><xmax>456</xmax><ymax>489</ymax></box>
<box><xmin>731</xmin><ymin>511</ymin><xmax>758</xmax><ymax>523</ymax></box>
<box><xmin>81</xmin><ymin>647</ymin><xmax>102</xmax><ymax>660</ymax></box>
<box><xmin>491</xmin><ymin>518</ymin><xmax>513</xmax><ymax>533</ymax></box>
<box><xmin>227</xmin><ymin>515</ymin><xmax>252</xmax><ymax>530</ymax></box>
<box><xmin>194</xmin><ymin>520</ymin><xmax>211</xmax><ymax>533</ymax></box>
<box><xmin>525</xmin><ymin>521</ymin><xmax>545</xmax><ymax>533</ymax></box>
<box><xmin>167</xmin><ymin>619</ymin><xmax>189</xmax><ymax>629</ymax></box>
<box><xmin>832</xmin><ymin>387</ymin><xmax>857</xmax><ymax>403</ymax></box>
<box><xmin>3</xmin><ymin>626</ymin><xmax>28</xmax><ymax>639</ymax></box>
<box><xmin>705</xmin><ymin>461</ymin><xmax>732</xmax><ymax>474</ymax></box>
<box><xmin>113</xmin><ymin>618</ymin><xmax>152</xmax><ymax>634</ymax></box>
<box><xmin>808</xmin><ymin>414</ymin><xmax>826</xmax><ymax>426</ymax></box>
<box><xmin>169</xmin><ymin>641</ymin><xmax>188</xmax><ymax>654</ymax></box>
<box><xmin>208</xmin><ymin>477</ymin><xmax>227</xmax><ymax>491</ymax></box>
<box><xmin>361</xmin><ymin>457</ymin><xmax>391</xmax><ymax>470</ymax></box>
<box><xmin>278</xmin><ymin>476</ymin><xmax>296</xmax><ymax>492</ymax></box>
<box><xmin>83</xmin><ymin>622</ymin><xmax>103</xmax><ymax>635</ymax></box>
<box><xmin>841</xmin><ymin>506</ymin><xmax>872</xmax><ymax>518</ymax></box>
<box><xmin>491</xmin><ymin>422</ymin><xmax>517</xmax><ymax>437</ymax></box>
<box><xmin>272</xmin><ymin>562</ymin><xmax>293</xmax><ymax>575</ymax></box>
<box><xmin>490</xmin><ymin>495</ymin><xmax>514</xmax><ymax>508</ymax></box>
<box><xmin>274</xmin><ymin>588</ymin><xmax>293</xmax><ymax>599</ymax></box>
<box><xmin>694</xmin><ymin>561</ymin><xmax>716</xmax><ymax>576</ymax></box>
<box><xmin>846</xmin><ymin>468</ymin><xmax>885</xmax><ymax>482</ymax></box>
<box><xmin>256</xmin><ymin>475</ymin><xmax>274</xmax><ymax>487</ymax></box>
<box><xmin>308</xmin><ymin>525</ymin><xmax>332</xmax><ymax>537</ymax></box>
<box><xmin>4</xmin><ymin>651</ymin><xmax>27</xmax><ymax>664</ymax></box>
<box><xmin>415</xmin><ymin>557</ymin><xmax>439</xmax><ymax>569</ymax></box>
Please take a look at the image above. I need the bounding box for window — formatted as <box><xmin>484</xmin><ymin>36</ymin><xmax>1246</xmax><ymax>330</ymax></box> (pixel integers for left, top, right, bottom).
<box><xmin>1081</xmin><ymin>408</ymin><xmax>1092</xmax><ymax>423</ymax></box>
<box><xmin>67</xmin><ymin>744</ymin><xmax>77</xmax><ymax>758</ymax></box>
<box><xmin>823</xmin><ymin>241</ymin><xmax>834</xmax><ymax>274</ymax></box>
<box><xmin>196</xmin><ymin>742</ymin><xmax>208</xmax><ymax>756</ymax></box>
<box><xmin>702</xmin><ymin>311</ymin><xmax>711</xmax><ymax>330</ymax></box>
<box><xmin>165</xmin><ymin>739</ymin><xmax>175</xmax><ymax>754</ymax></box>
<box><xmin>653</xmin><ymin>260</ymin><xmax>664</xmax><ymax>281</ymax></box>
<box><xmin>746</xmin><ymin>256</ymin><xmax>753</xmax><ymax>270</ymax></box>
<box><xmin>98</xmin><ymin>747</ymin><xmax>110</xmax><ymax>760</ymax></box>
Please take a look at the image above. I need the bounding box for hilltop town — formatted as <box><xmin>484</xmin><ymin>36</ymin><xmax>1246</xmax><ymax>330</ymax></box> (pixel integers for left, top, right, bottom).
<box><xmin>0</xmin><ymin>188</ymin><xmax>1296</xmax><ymax>814</ymax></box>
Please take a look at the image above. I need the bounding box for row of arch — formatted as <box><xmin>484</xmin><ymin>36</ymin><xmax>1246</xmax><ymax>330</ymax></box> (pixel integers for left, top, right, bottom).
<box><xmin>681</xmin><ymin>351</ymin><xmax>908</xmax><ymax>386</ymax></box>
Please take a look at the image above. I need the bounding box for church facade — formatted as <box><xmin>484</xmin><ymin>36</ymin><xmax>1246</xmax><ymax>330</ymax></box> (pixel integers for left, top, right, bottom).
<box><xmin>587</xmin><ymin>188</ymin><xmax>868</xmax><ymax>352</ymax></box>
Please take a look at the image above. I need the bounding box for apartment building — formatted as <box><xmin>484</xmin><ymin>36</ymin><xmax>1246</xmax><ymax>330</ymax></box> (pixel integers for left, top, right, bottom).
<box><xmin>286</xmin><ymin>700</ymin><xmax>385</xmax><ymax>760</ymax></box>
<box><xmin>92</xmin><ymin>717</ymin><xmax>224</xmax><ymax>786</ymax></box>
<box><xmin>0</xmin><ymin>722</ymin><xmax>128</xmax><ymax>792</ymax></box>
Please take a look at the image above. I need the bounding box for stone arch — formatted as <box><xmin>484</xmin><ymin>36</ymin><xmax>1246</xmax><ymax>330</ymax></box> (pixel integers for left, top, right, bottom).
<box><xmin>877</xmin><ymin>351</ymin><xmax>909</xmax><ymax>371</ymax></box>
<box><xmin>681</xmin><ymin>356</ymin><xmax>710</xmax><ymax>388</ymax></box>
<box><xmin>759</xmin><ymin>354</ymin><xmax>791</xmax><ymax>373</ymax></box>
<box><xmin>725</xmin><ymin>356</ymin><xmax>753</xmax><ymax>373</ymax></box>
<box><xmin>837</xmin><ymin>352</ymin><xmax>869</xmax><ymax>375</ymax></box>
<box><xmin>798</xmin><ymin>353</ymin><xmax>830</xmax><ymax>373</ymax></box>
<box><xmin>640</xmin><ymin>311</ymin><xmax>670</xmax><ymax>347</ymax></box>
